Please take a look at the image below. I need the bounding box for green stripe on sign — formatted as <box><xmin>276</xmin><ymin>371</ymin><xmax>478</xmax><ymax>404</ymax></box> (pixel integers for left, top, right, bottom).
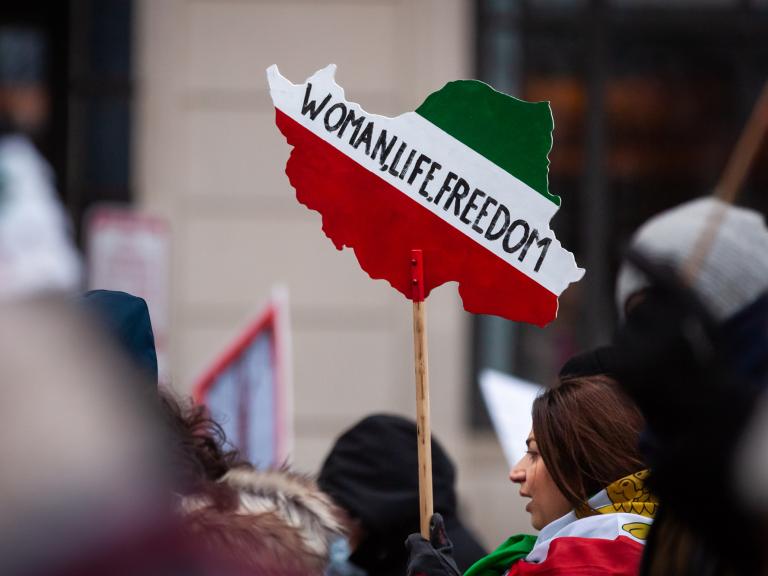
<box><xmin>415</xmin><ymin>80</ymin><xmax>559</xmax><ymax>206</ymax></box>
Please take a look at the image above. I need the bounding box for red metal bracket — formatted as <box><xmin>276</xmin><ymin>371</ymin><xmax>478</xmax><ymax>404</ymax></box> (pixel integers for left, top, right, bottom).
<box><xmin>410</xmin><ymin>249</ymin><xmax>425</xmax><ymax>302</ymax></box>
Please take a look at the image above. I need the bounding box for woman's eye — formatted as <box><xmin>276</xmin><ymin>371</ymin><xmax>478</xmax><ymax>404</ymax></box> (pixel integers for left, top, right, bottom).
<box><xmin>526</xmin><ymin>450</ymin><xmax>539</xmax><ymax>459</ymax></box>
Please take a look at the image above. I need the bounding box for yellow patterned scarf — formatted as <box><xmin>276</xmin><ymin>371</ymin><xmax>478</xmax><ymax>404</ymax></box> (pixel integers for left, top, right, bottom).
<box><xmin>575</xmin><ymin>470</ymin><xmax>658</xmax><ymax>539</ymax></box>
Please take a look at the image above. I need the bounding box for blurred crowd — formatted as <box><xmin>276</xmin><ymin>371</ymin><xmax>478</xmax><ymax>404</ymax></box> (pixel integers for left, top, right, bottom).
<box><xmin>0</xmin><ymin>288</ymin><xmax>484</xmax><ymax>576</ymax></box>
<box><xmin>3</xmin><ymin>23</ymin><xmax>768</xmax><ymax>576</ymax></box>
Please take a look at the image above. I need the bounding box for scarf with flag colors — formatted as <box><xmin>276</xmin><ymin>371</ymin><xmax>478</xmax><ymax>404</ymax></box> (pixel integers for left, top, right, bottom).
<box><xmin>267</xmin><ymin>65</ymin><xmax>583</xmax><ymax>326</ymax></box>
<box><xmin>465</xmin><ymin>470</ymin><xmax>656</xmax><ymax>576</ymax></box>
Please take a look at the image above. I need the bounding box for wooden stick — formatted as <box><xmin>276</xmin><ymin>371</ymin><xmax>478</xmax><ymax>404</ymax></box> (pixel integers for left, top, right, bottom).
<box><xmin>411</xmin><ymin>250</ymin><xmax>433</xmax><ymax>538</ymax></box>
<box><xmin>715</xmin><ymin>79</ymin><xmax>768</xmax><ymax>205</ymax></box>
<box><xmin>683</xmin><ymin>79</ymin><xmax>768</xmax><ymax>284</ymax></box>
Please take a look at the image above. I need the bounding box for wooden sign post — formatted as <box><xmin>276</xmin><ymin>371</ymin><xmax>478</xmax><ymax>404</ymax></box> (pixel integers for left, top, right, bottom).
<box><xmin>410</xmin><ymin>249</ymin><xmax>433</xmax><ymax>538</ymax></box>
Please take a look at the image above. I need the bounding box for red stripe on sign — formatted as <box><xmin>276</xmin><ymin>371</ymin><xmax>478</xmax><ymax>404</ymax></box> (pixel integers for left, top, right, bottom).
<box><xmin>508</xmin><ymin>535</ymin><xmax>644</xmax><ymax>575</ymax></box>
<box><xmin>275</xmin><ymin>109</ymin><xmax>558</xmax><ymax>326</ymax></box>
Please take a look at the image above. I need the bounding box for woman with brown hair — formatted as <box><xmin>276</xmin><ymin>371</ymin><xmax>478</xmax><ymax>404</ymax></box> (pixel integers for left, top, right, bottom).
<box><xmin>407</xmin><ymin>373</ymin><xmax>656</xmax><ymax>576</ymax></box>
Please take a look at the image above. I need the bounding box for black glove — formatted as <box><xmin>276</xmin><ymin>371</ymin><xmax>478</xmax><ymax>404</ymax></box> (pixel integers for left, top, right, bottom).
<box><xmin>405</xmin><ymin>513</ymin><xmax>461</xmax><ymax>576</ymax></box>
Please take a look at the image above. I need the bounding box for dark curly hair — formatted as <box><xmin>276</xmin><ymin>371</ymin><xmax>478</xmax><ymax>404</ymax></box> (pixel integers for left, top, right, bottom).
<box><xmin>158</xmin><ymin>391</ymin><xmax>245</xmax><ymax>494</ymax></box>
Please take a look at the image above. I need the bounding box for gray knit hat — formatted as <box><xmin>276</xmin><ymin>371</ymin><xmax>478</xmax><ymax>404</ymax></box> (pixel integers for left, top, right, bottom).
<box><xmin>616</xmin><ymin>197</ymin><xmax>768</xmax><ymax>322</ymax></box>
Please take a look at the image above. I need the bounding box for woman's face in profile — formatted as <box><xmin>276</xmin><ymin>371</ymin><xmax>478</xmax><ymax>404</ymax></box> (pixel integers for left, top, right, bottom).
<box><xmin>509</xmin><ymin>431</ymin><xmax>571</xmax><ymax>530</ymax></box>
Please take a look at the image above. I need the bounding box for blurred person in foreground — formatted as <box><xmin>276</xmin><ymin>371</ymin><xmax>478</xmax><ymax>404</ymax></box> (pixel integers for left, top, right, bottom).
<box><xmin>317</xmin><ymin>414</ymin><xmax>486</xmax><ymax>576</ymax></box>
<box><xmin>83</xmin><ymin>288</ymin><xmax>345</xmax><ymax>573</ymax></box>
<box><xmin>0</xmin><ymin>302</ymin><xmax>181</xmax><ymax>576</ymax></box>
<box><xmin>406</xmin><ymin>374</ymin><xmax>654</xmax><ymax>576</ymax></box>
<box><xmin>0</xmin><ymin>26</ymin><xmax>175</xmax><ymax>576</ymax></box>
<box><xmin>611</xmin><ymin>197</ymin><xmax>768</xmax><ymax>575</ymax></box>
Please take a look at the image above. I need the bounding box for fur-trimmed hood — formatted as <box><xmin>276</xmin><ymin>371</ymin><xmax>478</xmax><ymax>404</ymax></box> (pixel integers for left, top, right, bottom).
<box><xmin>223</xmin><ymin>466</ymin><xmax>345</xmax><ymax>560</ymax></box>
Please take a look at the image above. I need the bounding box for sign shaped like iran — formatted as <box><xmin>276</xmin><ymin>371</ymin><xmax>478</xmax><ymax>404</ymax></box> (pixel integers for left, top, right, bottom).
<box><xmin>268</xmin><ymin>64</ymin><xmax>584</xmax><ymax>326</ymax></box>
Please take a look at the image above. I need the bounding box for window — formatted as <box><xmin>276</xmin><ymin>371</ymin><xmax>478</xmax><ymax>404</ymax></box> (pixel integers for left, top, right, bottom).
<box><xmin>1</xmin><ymin>0</ymin><xmax>133</xmax><ymax>240</ymax></box>
<box><xmin>471</xmin><ymin>0</ymin><xmax>768</xmax><ymax>427</ymax></box>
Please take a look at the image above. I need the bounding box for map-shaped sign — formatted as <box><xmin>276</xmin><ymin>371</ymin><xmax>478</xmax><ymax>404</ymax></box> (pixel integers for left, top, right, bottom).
<box><xmin>268</xmin><ymin>65</ymin><xmax>583</xmax><ymax>326</ymax></box>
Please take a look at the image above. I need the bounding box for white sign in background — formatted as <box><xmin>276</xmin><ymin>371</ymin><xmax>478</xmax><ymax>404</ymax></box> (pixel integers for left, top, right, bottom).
<box><xmin>86</xmin><ymin>206</ymin><xmax>170</xmax><ymax>384</ymax></box>
<box><xmin>480</xmin><ymin>369</ymin><xmax>543</xmax><ymax>469</ymax></box>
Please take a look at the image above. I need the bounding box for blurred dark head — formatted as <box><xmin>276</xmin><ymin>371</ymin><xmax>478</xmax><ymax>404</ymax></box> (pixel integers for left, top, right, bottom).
<box><xmin>558</xmin><ymin>346</ymin><xmax>617</xmax><ymax>379</ymax></box>
<box><xmin>317</xmin><ymin>413</ymin><xmax>485</xmax><ymax>576</ymax></box>
<box><xmin>613</xmin><ymin>198</ymin><xmax>768</xmax><ymax>471</ymax></box>
<box><xmin>80</xmin><ymin>290</ymin><xmax>244</xmax><ymax>495</ymax></box>
<box><xmin>611</xmin><ymin>198</ymin><xmax>768</xmax><ymax>573</ymax></box>
<box><xmin>613</xmin><ymin>200</ymin><xmax>768</xmax><ymax>473</ymax></box>
<box><xmin>81</xmin><ymin>289</ymin><xmax>158</xmax><ymax>384</ymax></box>
<box><xmin>318</xmin><ymin>414</ymin><xmax>456</xmax><ymax>532</ymax></box>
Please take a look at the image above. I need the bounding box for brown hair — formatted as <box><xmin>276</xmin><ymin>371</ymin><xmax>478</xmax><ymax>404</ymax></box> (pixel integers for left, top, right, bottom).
<box><xmin>158</xmin><ymin>391</ymin><xmax>245</xmax><ymax>493</ymax></box>
<box><xmin>532</xmin><ymin>375</ymin><xmax>646</xmax><ymax>510</ymax></box>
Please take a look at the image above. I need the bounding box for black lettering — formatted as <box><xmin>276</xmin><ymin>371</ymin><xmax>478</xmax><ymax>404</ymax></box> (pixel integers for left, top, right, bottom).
<box><xmin>434</xmin><ymin>172</ymin><xmax>458</xmax><ymax>205</ymax></box>
<box><xmin>460</xmin><ymin>188</ymin><xmax>486</xmax><ymax>225</ymax></box>
<box><xmin>485</xmin><ymin>204</ymin><xmax>510</xmax><ymax>240</ymax></box>
<box><xmin>408</xmin><ymin>154</ymin><xmax>431</xmax><ymax>186</ymax></box>
<box><xmin>443</xmin><ymin>178</ymin><xmax>470</xmax><ymax>216</ymax></box>
<box><xmin>301</xmin><ymin>83</ymin><xmax>332</xmax><ymax>120</ymax></box>
<box><xmin>388</xmin><ymin>142</ymin><xmax>408</xmax><ymax>176</ymax></box>
<box><xmin>418</xmin><ymin>162</ymin><xmax>442</xmax><ymax>198</ymax></box>
<box><xmin>503</xmin><ymin>220</ymin><xmax>530</xmax><ymax>254</ymax></box>
<box><xmin>473</xmin><ymin>196</ymin><xmax>498</xmax><ymax>234</ymax></box>
<box><xmin>353</xmin><ymin>122</ymin><xmax>374</xmax><ymax>154</ymax></box>
<box><xmin>534</xmin><ymin>237</ymin><xmax>552</xmax><ymax>272</ymax></box>
<box><xmin>324</xmin><ymin>103</ymin><xmax>347</xmax><ymax>132</ymax></box>
<box><xmin>338</xmin><ymin>109</ymin><xmax>365</xmax><ymax>141</ymax></box>
<box><xmin>372</xmin><ymin>130</ymin><xmax>398</xmax><ymax>166</ymax></box>
<box><xmin>399</xmin><ymin>149</ymin><xmax>417</xmax><ymax>179</ymax></box>
<box><xmin>517</xmin><ymin>228</ymin><xmax>539</xmax><ymax>262</ymax></box>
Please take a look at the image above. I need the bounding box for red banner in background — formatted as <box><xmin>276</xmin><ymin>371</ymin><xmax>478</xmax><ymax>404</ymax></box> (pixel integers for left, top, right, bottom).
<box><xmin>193</xmin><ymin>289</ymin><xmax>292</xmax><ymax>468</ymax></box>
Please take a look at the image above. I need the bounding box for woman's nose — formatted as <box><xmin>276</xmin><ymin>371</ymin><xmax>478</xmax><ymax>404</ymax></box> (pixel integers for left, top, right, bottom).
<box><xmin>509</xmin><ymin>467</ymin><xmax>526</xmax><ymax>484</ymax></box>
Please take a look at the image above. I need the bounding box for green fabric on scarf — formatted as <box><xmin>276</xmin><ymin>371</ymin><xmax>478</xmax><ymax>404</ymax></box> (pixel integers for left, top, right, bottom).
<box><xmin>463</xmin><ymin>534</ymin><xmax>537</xmax><ymax>576</ymax></box>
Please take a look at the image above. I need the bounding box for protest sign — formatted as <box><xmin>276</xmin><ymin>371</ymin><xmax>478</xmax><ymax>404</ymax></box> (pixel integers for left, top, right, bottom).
<box><xmin>193</xmin><ymin>289</ymin><xmax>292</xmax><ymax>469</ymax></box>
<box><xmin>268</xmin><ymin>64</ymin><xmax>583</xmax><ymax>535</ymax></box>
<box><xmin>267</xmin><ymin>64</ymin><xmax>583</xmax><ymax>326</ymax></box>
<box><xmin>86</xmin><ymin>206</ymin><xmax>170</xmax><ymax>383</ymax></box>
